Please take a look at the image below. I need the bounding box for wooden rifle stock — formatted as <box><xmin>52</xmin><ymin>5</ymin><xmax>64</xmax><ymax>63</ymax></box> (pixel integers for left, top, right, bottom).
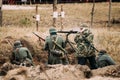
<box><xmin>33</xmin><ymin>32</ymin><xmax>45</xmax><ymax>42</ymax></box>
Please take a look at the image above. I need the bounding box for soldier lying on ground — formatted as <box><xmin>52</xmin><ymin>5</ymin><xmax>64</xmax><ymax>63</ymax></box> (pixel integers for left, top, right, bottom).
<box><xmin>97</xmin><ymin>50</ymin><xmax>116</xmax><ymax>68</ymax></box>
<box><xmin>10</xmin><ymin>40</ymin><xmax>33</xmax><ymax>67</ymax></box>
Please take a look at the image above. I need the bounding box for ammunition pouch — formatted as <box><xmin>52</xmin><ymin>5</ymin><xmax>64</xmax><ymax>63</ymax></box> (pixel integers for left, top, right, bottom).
<box><xmin>50</xmin><ymin>50</ymin><xmax>63</xmax><ymax>57</ymax></box>
<box><xmin>12</xmin><ymin>60</ymin><xmax>21</xmax><ymax>65</ymax></box>
<box><xmin>20</xmin><ymin>58</ymin><xmax>33</xmax><ymax>67</ymax></box>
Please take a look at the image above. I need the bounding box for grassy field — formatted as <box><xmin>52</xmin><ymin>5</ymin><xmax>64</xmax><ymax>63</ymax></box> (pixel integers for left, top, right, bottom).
<box><xmin>0</xmin><ymin>2</ymin><xmax>120</xmax><ymax>64</ymax></box>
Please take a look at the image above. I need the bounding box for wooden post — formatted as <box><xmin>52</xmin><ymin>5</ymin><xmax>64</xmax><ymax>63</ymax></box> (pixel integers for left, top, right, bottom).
<box><xmin>61</xmin><ymin>5</ymin><xmax>64</xmax><ymax>31</ymax></box>
<box><xmin>90</xmin><ymin>0</ymin><xmax>95</xmax><ymax>28</ymax></box>
<box><xmin>53</xmin><ymin>0</ymin><xmax>57</xmax><ymax>27</ymax></box>
<box><xmin>0</xmin><ymin>0</ymin><xmax>2</xmax><ymax>27</ymax></box>
<box><xmin>108</xmin><ymin>0</ymin><xmax>112</xmax><ymax>27</ymax></box>
<box><xmin>30</xmin><ymin>0</ymin><xmax>32</xmax><ymax>5</ymax></box>
<box><xmin>36</xmin><ymin>4</ymin><xmax>39</xmax><ymax>31</ymax></box>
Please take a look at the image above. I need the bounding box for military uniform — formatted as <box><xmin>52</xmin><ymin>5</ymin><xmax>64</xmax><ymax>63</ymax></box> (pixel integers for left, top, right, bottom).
<box><xmin>11</xmin><ymin>41</ymin><xmax>33</xmax><ymax>67</ymax></box>
<box><xmin>44</xmin><ymin>28</ymin><xmax>66</xmax><ymax>65</ymax></box>
<box><xmin>97</xmin><ymin>50</ymin><xmax>116</xmax><ymax>68</ymax></box>
<box><xmin>74</xmin><ymin>24</ymin><xmax>97</xmax><ymax>69</ymax></box>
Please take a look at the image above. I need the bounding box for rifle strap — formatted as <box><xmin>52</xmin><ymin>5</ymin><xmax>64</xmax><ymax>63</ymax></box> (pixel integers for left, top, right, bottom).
<box><xmin>14</xmin><ymin>48</ymin><xmax>20</xmax><ymax>61</ymax></box>
<box><xmin>52</xmin><ymin>36</ymin><xmax>58</xmax><ymax>50</ymax></box>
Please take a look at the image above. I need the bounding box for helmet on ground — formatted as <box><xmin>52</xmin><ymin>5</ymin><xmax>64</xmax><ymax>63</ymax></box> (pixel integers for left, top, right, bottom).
<box><xmin>14</xmin><ymin>40</ymin><xmax>22</xmax><ymax>48</ymax></box>
<box><xmin>49</xmin><ymin>28</ymin><xmax>57</xmax><ymax>35</ymax></box>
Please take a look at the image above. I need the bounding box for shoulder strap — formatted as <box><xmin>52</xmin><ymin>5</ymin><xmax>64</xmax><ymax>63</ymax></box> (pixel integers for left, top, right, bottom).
<box><xmin>14</xmin><ymin>48</ymin><xmax>20</xmax><ymax>60</ymax></box>
<box><xmin>52</xmin><ymin>36</ymin><xmax>58</xmax><ymax>50</ymax></box>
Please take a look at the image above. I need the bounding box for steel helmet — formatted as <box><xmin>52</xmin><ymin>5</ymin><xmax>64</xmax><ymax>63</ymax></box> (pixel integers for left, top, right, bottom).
<box><xmin>49</xmin><ymin>28</ymin><xmax>57</xmax><ymax>34</ymax></box>
<box><xmin>14</xmin><ymin>40</ymin><xmax>22</xmax><ymax>48</ymax></box>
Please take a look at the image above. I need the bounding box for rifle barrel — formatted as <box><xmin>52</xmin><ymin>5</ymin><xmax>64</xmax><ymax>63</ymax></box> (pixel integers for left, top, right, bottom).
<box><xmin>57</xmin><ymin>30</ymin><xmax>78</xmax><ymax>34</ymax></box>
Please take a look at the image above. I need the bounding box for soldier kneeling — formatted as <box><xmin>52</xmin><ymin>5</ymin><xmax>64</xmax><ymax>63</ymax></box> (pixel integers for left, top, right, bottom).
<box><xmin>10</xmin><ymin>40</ymin><xmax>33</xmax><ymax>67</ymax></box>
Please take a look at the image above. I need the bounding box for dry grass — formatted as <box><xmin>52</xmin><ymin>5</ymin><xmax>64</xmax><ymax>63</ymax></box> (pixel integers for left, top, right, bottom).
<box><xmin>0</xmin><ymin>2</ymin><xmax>120</xmax><ymax>64</ymax></box>
<box><xmin>92</xmin><ymin>27</ymin><xmax>120</xmax><ymax>64</ymax></box>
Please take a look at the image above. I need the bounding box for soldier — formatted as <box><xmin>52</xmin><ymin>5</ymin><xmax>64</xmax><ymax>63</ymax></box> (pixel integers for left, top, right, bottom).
<box><xmin>10</xmin><ymin>40</ymin><xmax>33</xmax><ymax>67</ymax></box>
<box><xmin>44</xmin><ymin>27</ymin><xmax>66</xmax><ymax>65</ymax></box>
<box><xmin>74</xmin><ymin>24</ymin><xmax>97</xmax><ymax>69</ymax></box>
<box><xmin>97</xmin><ymin>50</ymin><xmax>116</xmax><ymax>68</ymax></box>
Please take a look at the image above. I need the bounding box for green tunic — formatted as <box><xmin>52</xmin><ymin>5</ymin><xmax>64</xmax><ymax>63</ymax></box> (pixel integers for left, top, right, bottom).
<box><xmin>44</xmin><ymin>35</ymin><xmax>66</xmax><ymax>64</ymax></box>
<box><xmin>11</xmin><ymin>47</ymin><xmax>33</xmax><ymax>66</ymax></box>
<box><xmin>97</xmin><ymin>53</ymin><xmax>116</xmax><ymax>68</ymax></box>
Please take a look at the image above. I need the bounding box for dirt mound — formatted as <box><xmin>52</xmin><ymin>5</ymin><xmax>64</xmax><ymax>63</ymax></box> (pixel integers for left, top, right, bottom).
<box><xmin>0</xmin><ymin>34</ymin><xmax>119</xmax><ymax>80</ymax></box>
<box><xmin>1</xmin><ymin>63</ymin><xmax>120</xmax><ymax>80</ymax></box>
<box><xmin>92</xmin><ymin>65</ymin><xmax>120</xmax><ymax>77</ymax></box>
<box><xmin>0</xmin><ymin>36</ymin><xmax>47</xmax><ymax>66</ymax></box>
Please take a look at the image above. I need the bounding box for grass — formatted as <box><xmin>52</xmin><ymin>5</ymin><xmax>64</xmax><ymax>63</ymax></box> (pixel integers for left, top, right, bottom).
<box><xmin>0</xmin><ymin>2</ymin><xmax>120</xmax><ymax>64</ymax></box>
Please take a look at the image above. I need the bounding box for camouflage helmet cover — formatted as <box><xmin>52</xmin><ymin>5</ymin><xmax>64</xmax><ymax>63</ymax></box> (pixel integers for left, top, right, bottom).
<box><xmin>80</xmin><ymin>23</ymin><xmax>88</xmax><ymax>28</ymax></box>
<box><xmin>79</xmin><ymin>23</ymin><xmax>89</xmax><ymax>33</ymax></box>
<box><xmin>49</xmin><ymin>28</ymin><xmax>57</xmax><ymax>34</ymax></box>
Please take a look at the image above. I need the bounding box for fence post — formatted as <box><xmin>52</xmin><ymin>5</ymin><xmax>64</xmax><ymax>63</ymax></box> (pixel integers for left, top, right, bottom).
<box><xmin>53</xmin><ymin>0</ymin><xmax>57</xmax><ymax>27</ymax></box>
<box><xmin>60</xmin><ymin>5</ymin><xmax>65</xmax><ymax>31</ymax></box>
<box><xmin>108</xmin><ymin>0</ymin><xmax>112</xmax><ymax>27</ymax></box>
<box><xmin>90</xmin><ymin>0</ymin><xmax>95</xmax><ymax>29</ymax></box>
<box><xmin>36</xmin><ymin>4</ymin><xmax>39</xmax><ymax>31</ymax></box>
<box><xmin>0</xmin><ymin>0</ymin><xmax>2</xmax><ymax>27</ymax></box>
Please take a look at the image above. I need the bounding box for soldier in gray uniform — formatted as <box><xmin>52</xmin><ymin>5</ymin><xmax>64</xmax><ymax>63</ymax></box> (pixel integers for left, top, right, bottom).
<box><xmin>74</xmin><ymin>24</ymin><xmax>97</xmax><ymax>69</ymax></box>
<box><xmin>10</xmin><ymin>40</ymin><xmax>33</xmax><ymax>67</ymax></box>
<box><xmin>97</xmin><ymin>50</ymin><xmax>116</xmax><ymax>68</ymax></box>
<box><xmin>44</xmin><ymin>28</ymin><xmax>66</xmax><ymax>65</ymax></box>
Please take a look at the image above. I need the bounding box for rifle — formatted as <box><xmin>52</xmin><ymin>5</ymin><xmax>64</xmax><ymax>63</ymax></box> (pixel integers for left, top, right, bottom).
<box><xmin>32</xmin><ymin>32</ymin><xmax>45</xmax><ymax>42</ymax></box>
<box><xmin>52</xmin><ymin>40</ymin><xmax>69</xmax><ymax>64</ymax></box>
<box><xmin>82</xmin><ymin>36</ymin><xmax>99</xmax><ymax>52</ymax></box>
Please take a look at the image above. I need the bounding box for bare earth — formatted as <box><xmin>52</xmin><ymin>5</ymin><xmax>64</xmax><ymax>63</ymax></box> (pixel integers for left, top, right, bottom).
<box><xmin>0</xmin><ymin>63</ymin><xmax>120</xmax><ymax>80</ymax></box>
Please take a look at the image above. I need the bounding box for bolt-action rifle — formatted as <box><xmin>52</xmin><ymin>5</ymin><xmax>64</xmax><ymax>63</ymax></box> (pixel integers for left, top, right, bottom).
<box><xmin>82</xmin><ymin>36</ymin><xmax>99</xmax><ymax>52</ymax></box>
<box><xmin>33</xmin><ymin>32</ymin><xmax>45</xmax><ymax>42</ymax></box>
